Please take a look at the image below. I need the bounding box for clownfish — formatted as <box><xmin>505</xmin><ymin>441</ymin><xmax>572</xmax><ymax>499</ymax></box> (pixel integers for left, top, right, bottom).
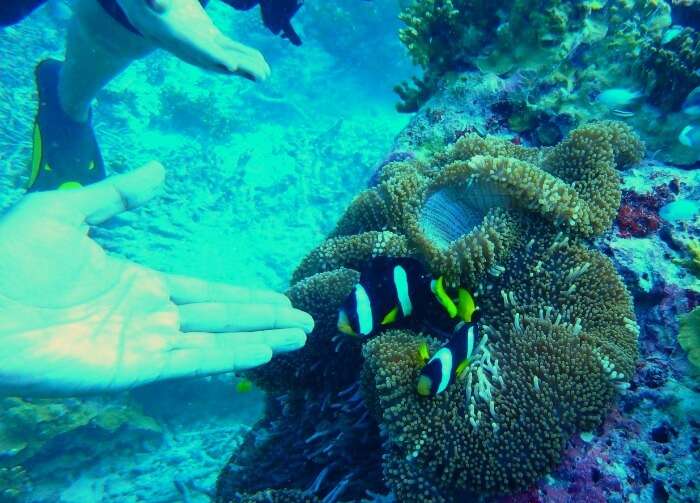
<box><xmin>336</xmin><ymin>257</ymin><xmax>476</xmax><ymax>337</ymax></box>
<box><xmin>416</xmin><ymin>310</ymin><xmax>481</xmax><ymax>397</ymax></box>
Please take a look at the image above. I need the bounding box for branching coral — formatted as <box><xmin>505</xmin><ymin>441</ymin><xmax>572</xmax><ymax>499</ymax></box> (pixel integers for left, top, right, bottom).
<box><xmin>395</xmin><ymin>0</ymin><xmax>498</xmax><ymax>111</ymax></box>
<box><xmin>217</xmin><ymin>122</ymin><xmax>641</xmax><ymax>502</ymax></box>
<box><xmin>394</xmin><ymin>0</ymin><xmax>658</xmax><ymax>111</ymax></box>
<box><xmin>637</xmin><ymin>26</ymin><xmax>700</xmax><ymax>112</ymax></box>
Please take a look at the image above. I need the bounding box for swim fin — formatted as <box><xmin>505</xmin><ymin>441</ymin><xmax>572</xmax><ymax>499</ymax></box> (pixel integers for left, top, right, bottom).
<box><xmin>28</xmin><ymin>59</ymin><xmax>106</xmax><ymax>192</ymax></box>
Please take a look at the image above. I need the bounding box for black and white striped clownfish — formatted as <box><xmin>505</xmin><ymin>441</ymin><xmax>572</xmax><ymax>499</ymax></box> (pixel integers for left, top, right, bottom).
<box><xmin>336</xmin><ymin>257</ymin><xmax>476</xmax><ymax>337</ymax></box>
<box><xmin>416</xmin><ymin>310</ymin><xmax>482</xmax><ymax>397</ymax></box>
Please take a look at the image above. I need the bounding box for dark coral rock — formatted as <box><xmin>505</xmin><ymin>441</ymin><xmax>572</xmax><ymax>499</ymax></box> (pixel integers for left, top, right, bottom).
<box><xmin>215</xmin><ymin>390</ymin><xmax>384</xmax><ymax>502</ymax></box>
<box><xmin>637</xmin><ymin>363</ymin><xmax>668</xmax><ymax>389</ymax></box>
<box><xmin>650</xmin><ymin>423</ymin><xmax>677</xmax><ymax>444</ymax></box>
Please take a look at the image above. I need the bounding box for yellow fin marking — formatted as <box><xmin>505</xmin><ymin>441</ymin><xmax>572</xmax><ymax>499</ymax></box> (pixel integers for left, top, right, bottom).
<box><xmin>418</xmin><ymin>342</ymin><xmax>430</xmax><ymax>363</ymax></box>
<box><xmin>458</xmin><ymin>288</ymin><xmax>476</xmax><ymax>322</ymax></box>
<box><xmin>455</xmin><ymin>359</ymin><xmax>470</xmax><ymax>379</ymax></box>
<box><xmin>381</xmin><ymin>306</ymin><xmax>400</xmax><ymax>325</ymax></box>
<box><xmin>29</xmin><ymin>123</ymin><xmax>42</xmax><ymax>188</ymax></box>
<box><xmin>58</xmin><ymin>181</ymin><xmax>83</xmax><ymax>191</ymax></box>
<box><xmin>433</xmin><ymin>276</ymin><xmax>457</xmax><ymax>318</ymax></box>
<box><xmin>88</xmin><ymin>161</ymin><xmax>95</xmax><ymax>171</ymax></box>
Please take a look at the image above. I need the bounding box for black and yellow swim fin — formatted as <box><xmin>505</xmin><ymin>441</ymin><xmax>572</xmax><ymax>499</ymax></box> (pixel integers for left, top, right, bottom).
<box><xmin>28</xmin><ymin>59</ymin><xmax>105</xmax><ymax>192</ymax></box>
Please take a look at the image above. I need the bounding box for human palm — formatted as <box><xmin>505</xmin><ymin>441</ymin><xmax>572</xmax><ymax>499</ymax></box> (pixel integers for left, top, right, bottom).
<box><xmin>0</xmin><ymin>162</ymin><xmax>312</xmax><ymax>396</ymax></box>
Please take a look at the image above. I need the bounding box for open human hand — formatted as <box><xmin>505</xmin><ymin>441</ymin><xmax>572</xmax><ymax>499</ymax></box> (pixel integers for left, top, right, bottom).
<box><xmin>116</xmin><ymin>0</ymin><xmax>271</xmax><ymax>81</ymax></box>
<box><xmin>0</xmin><ymin>161</ymin><xmax>311</xmax><ymax>396</ymax></box>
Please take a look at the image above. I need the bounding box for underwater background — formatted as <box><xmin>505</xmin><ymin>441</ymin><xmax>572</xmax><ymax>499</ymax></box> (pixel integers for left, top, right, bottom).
<box><xmin>1</xmin><ymin>0</ymin><xmax>700</xmax><ymax>502</ymax></box>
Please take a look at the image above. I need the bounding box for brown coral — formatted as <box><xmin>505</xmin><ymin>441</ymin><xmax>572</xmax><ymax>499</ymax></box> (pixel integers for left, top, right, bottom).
<box><xmin>362</xmin><ymin>223</ymin><xmax>637</xmax><ymax>498</ymax></box>
<box><xmin>291</xmin><ymin>231</ymin><xmax>410</xmax><ymax>284</ymax></box>
<box><xmin>246</xmin><ymin>268</ymin><xmax>361</xmax><ymax>393</ymax></box>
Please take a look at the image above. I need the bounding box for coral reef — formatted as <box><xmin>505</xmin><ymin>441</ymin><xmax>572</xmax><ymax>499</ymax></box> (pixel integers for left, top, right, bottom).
<box><xmin>0</xmin><ymin>396</ymin><xmax>164</xmax><ymax>501</ymax></box>
<box><xmin>616</xmin><ymin>183</ymin><xmax>675</xmax><ymax>238</ymax></box>
<box><xmin>331</xmin><ymin>121</ymin><xmax>642</xmax><ymax>286</ymax></box>
<box><xmin>392</xmin><ymin>0</ymin><xmax>700</xmax><ymax>165</ymax></box>
<box><xmin>0</xmin><ymin>397</ymin><xmax>161</xmax><ymax>468</ymax></box>
<box><xmin>216</xmin><ymin>122</ymin><xmax>641</xmax><ymax>502</ymax></box>
<box><xmin>636</xmin><ymin>26</ymin><xmax>700</xmax><ymax>112</ymax></box>
<box><xmin>247</xmin><ymin>267</ymin><xmax>362</xmax><ymax>392</ymax></box>
<box><xmin>395</xmin><ymin>0</ymin><xmax>669</xmax><ymax>114</ymax></box>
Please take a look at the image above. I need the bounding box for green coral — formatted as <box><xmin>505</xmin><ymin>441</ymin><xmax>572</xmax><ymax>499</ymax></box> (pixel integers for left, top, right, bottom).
<box><xmin>0</xmin><ymin>396</ymin><xmax>160</xmax><ymax>469</ymax></box>
<box><xmin>674</xmin><ymin>239</ymin><xmax>700</xmax><ymax>277</ymax></box>
<box><xmin>679</xmin><ymin>306</ymin><xmax>700</xmax><ymax>370</ymax></box>
<box><xmin>637</xmin><ymin>26</ymin><xmax>700</xmax><ymax>112</ymax></box>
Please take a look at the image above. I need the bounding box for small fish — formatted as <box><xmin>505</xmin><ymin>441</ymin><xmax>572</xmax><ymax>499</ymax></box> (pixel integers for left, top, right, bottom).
<box><xmin>595</xmin><ymin>88</ymin><xmax>642</xmax><ymax>108</ymax></box>
<box><xmin>662</xmin><ymin>26</ymin><xmax>684</xmax><ymax>45</ymax></box>
<box><xmin>612</xmin><ymin>109</ymin><xmax>635</xmax><ymax>118</ymax></box>
<box><xmin>235</xmin><ymin>378</ymin><xmax>254</xmax><ymax>393</ymax></box>
<box><xmin>416</xmin><ymin>312</ymin><xmax>481</xmax><ymax>397</ymax></box>
<box><xmin>337</xmin><ymin>257</ymin><xmax>475</xmax><ymax>337</ymax></box>
<box><xmin>678</xmin><ymin>125</ymin><xmax>700</xmax><ymax>149</ymax></box>
<box><xmin>682</xmin><ymin>87</ymin><xmax>700</xmax><ymax>116</ymax></box>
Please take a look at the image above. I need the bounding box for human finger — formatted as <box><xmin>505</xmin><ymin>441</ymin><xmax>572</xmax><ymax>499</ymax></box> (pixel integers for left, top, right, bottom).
<box><xmin>235</xmin><ymin>57</ymin><xmax>271</xmax><ymax>82</ymax></box>
<box><xmin>178</xmin><ymin>302</ymin><xmax>314</xmax><ymax>333</ymax></box>
<box><xmin>174</xmin><ymin>328</ymin><xmax>306</xmax><ymax>353</ymax></box>
<box><xmin>164</xmin><ymin>273</ymin><xmax>291</xmax><ymax>306</ymax></box>
<box><xmin>146</xmin><ymin>0</ymin><xmax>171</xmax><ymax>14</ymax></box>
<box><xmin>62</xmin><ymin>161</ymin><xmax>165</xmax><ymax>225</ymax></box>
<box><xmin>161</xmin><ymin>343</ymin><xmax>273</xmax><ymax>379</ymax></box>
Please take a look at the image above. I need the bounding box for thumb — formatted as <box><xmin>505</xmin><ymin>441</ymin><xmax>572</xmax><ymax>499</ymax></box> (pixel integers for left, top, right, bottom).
<box><xmin>62</xmin><ymin>161</ymin><xmax>166</xmax><ymax>225</ymax></box>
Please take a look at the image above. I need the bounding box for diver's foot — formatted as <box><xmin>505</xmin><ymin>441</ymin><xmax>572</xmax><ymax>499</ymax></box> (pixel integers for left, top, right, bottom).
<box><xmin>28</xmin><ymin>58</ymin><xmax>106</xmax><ymax>192</ymax></box>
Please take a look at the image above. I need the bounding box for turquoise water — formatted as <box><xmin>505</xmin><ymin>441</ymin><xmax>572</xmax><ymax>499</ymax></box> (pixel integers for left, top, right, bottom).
<box><xmin>0</xmin><ymin>1</ymin><xmax>411</xmax><ymax>500</ymax></box>
<box><xmin>2</xmin><ymin>1</ymin><xmax>700</xmax><ymax>503</ymax></box>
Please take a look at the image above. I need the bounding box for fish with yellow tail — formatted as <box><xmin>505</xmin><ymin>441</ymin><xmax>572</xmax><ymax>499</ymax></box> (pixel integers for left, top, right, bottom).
<box><xmin>336</xmin><ymin>257</ymin><xmax>476</xmax><ymax>337</ymax></box>
<box><xmin>416</xmin><ymin>310</ymin><xmax>481</xmax><ymax>397</ymax></box>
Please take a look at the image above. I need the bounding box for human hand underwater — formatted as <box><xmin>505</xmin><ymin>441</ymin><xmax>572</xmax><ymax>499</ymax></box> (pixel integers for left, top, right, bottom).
<box><xmin>117</xmin><ymin>0</ymin><xmax>271</xmax><ymax>81</ymax></box>
<box><xmin>0</xmin><ymin>162</ymin><xmax>312</xmax><ymax>396</ymax></box>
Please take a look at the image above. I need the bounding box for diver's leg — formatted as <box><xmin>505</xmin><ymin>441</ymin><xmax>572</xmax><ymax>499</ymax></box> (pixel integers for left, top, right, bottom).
<box><xmin>58</xmin><ymin>0</ymin><xmax>156</xmax><ymax>121</ymax></box>
<box><xmin>28</xmin><ymin>0</ymin><xmax>156</xmax><ymax>191</ymax></box>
